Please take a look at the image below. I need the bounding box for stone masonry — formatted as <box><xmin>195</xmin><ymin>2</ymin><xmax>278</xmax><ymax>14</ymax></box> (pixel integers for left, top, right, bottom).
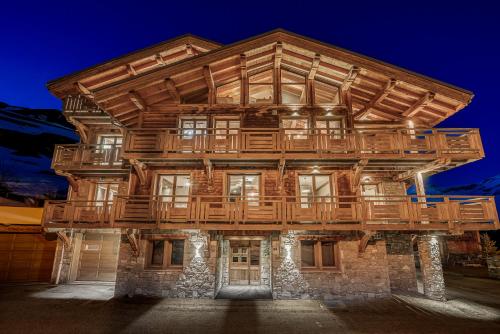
<box><xmin>385</xmin><ymin>233</ymin><xmax>418</xmax><ymax>293</ymax></box>
<box><xmin>114</xmin><ymin>230</ymin><xmax>216</xmax><ymax>298</ymax></box>
<box><xmin>418</xmin><ymin>235</ymin><xmax>446</xmax><ymax>301</ymax></box>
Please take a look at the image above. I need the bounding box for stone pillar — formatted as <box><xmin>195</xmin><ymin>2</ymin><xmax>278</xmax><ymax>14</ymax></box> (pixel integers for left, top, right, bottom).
<box><xmin>418</xmin><ymin>235</ymin><xmax>446</xmax><ymax>301</ymax></box>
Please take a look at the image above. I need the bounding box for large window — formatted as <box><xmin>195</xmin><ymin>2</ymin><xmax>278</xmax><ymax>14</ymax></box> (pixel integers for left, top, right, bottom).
<box><xmin>94</xmin><ymin>182</ymin><xmax>119</xmax><ymax>206</ymax></box>
<box><xmin>281</xmin><ymin>70</ymin><xmax>306</xmax><ymax>104</ymax></box>
<box><xmin>157</xmin><ymin>175</ymin><xmax>191</xmax><ymax>208</ymax></box>
<box><xmin>228</xmin><ymin>174</ymin><xmax>260</xmax><ymax>204</ymax></box>
<box><xmin>249</xmin><ymin>69</ymin><xmax>274</xmax><ymax>104</ymax></box>
<box><xmin>300</xmin><ymin>240</ymin><xmax>338</xmax><ymax>270</ymax></box>
<box><xmin>147</xmin><ymin>239</ymin><xmax>185</xmax><ymax>269</ymax></box>
<box><xmin>314</xmin><ymin>80</ymin><xmax>340</xmax><ymax>105</ymax></box>
<box><xmin>298</xmin><ymin>174</ymin><xmax>333</xmax><ymax>208</ymax></box>
<box><xmin>96</xmin><ymin>135</ymin><xmax>122</xmax><ymax>165</ymax></box>
<box><xmin>179</xmin><ymin>117</ymin><xmax>207</xmax><ymax>139</ymax></box>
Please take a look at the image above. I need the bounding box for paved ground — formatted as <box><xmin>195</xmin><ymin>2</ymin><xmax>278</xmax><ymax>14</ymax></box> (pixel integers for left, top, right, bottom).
<box><xmin>1</xmin><ymin>273</ymin><xmax>500</xmax><ymax>333</ymax></box>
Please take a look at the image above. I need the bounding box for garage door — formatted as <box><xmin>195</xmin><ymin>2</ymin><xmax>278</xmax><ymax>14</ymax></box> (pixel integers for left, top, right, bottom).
<box><xmin>77</xmin><ymin>233</ymin><xmax>120</xmax><ymax>281</ymax></box>
<box><xmin>0</xmin><ymin>234</ymin><xmax>56</xmax><ymax>282</ymax></box>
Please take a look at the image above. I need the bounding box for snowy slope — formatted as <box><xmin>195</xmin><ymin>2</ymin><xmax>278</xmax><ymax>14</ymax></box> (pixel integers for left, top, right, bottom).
<box><xmin>0</xmin><ymin>102</ymin><xmax>77</xmax><ymax>199</ymax></box>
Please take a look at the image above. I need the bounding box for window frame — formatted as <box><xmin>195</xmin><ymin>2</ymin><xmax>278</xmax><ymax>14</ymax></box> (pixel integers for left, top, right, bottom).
<box><xmin>225</xmin><ymin>172</ymin><xmax>262</xmax><ymax>203</ymax></box>
<box><xmin>296</xmin><ymin>173</ymin><xmax>337</xmax><ymax>206</ymax></box>
<box><xmin>299</xmin><ymin>238</ymin><xmax>340</xmax><ymax>271</ymax></box>
<box><xmin>145</xmin><ymin>237</ymin><xmax>186</xmax><ymax>270</ymax></box>
<box><xmin>155</xmin><ymin>173</ymin><xmax>192</xmax><ymax>208</ymax></box>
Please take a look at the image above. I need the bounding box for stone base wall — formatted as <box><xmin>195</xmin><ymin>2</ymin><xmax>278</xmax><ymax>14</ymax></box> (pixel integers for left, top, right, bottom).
<box><xmin>114</xmin><ymin>231</ymin><xmax>216</xmax><ymax>298</ymax></box>
<box><xmin>272</xmin><ymin>232</ymin><xmax>391</xmax><ymax>301</ymax></box>
<box><xmin>487</xmin><ymin>255</ymin><xmax>500</xmax><ymax>279</ymax></box>
<box><xmin>385</xmin><ymin>233</ymin><xmax>418</xmax><ymax>293</ymax></box>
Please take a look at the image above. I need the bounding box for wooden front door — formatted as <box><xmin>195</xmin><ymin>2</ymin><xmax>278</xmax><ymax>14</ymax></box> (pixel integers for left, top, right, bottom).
<box><xmin>229</xmin><ymin>240</ymin><xmax>260</xmax><ymax>285</ymax></box>
<box><xmin>77</xmin><ymin>233</ymin><xmax>120</xmax><ymax>281</ymax></box>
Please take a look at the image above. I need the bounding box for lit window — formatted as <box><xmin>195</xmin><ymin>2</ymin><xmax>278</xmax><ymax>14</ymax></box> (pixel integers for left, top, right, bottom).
<box><xmin>216</xmin><ymin>80</ymin><xmax>241</xmax><ymax>104</ymax></box>
<box><xmin>281</xmin><ymin>70</ymin><xmax>306</xmax><ymax>104</ymax></box>
<box><xmin>249</xmin><ymin>69</ymin><xmax>273</xmax><ymax>104</ymax></box>
<box><xmin>158</xmin><ymin>175</ymin><xmax>190</xmax><ymax>208</ymax></box>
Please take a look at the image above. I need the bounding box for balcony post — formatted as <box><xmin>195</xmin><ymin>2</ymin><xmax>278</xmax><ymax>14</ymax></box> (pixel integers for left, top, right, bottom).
<box><xmin>415</xmin><ymin>172</ymin><xmax>428</xmax><ymax>224</ymax></box>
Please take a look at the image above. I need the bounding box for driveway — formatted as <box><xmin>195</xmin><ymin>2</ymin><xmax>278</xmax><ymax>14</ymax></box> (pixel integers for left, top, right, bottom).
<box><xmin>1</xmin><ymin>273</ymin><xmax>499</xmax><ymax>333</ymax></box>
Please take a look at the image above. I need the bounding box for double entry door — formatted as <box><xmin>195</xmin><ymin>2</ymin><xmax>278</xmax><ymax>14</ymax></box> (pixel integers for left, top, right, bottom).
<box><xmin>229</xmin><ymin>240</ymin><xmax>260</xmax><ymax>285</ymax></box>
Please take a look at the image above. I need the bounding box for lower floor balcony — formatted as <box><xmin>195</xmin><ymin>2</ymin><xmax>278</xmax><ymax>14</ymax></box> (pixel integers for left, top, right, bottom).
<box><xmin>42</xmin><ymin>195</ymin><xmax>499</xmax><ymax>232</ymax></box>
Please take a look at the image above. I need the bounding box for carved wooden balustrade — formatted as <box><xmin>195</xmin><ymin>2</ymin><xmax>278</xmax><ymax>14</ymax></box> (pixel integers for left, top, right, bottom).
<box><xmin>52</xmin><ymin>144</ymin><xmax>124</xmax><ymax>171</ymax></box>
<box><xmin>43</xmin><ymin>195</ymin><xmax>499</xmax><ymax>231</ymax></box>
<box><xmin>122</xmin><ymin>128</ymin><xmax>484</xmax><ymax>160</ymax></box>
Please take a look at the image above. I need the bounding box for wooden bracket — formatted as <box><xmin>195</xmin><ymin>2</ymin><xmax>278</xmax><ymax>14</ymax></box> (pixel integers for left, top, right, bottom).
<box><xmin>278</xmin><ymin>158</ymin><xmax>286</xmax><ymax>190</ymax></box>
<box><xmin>130</xmin><ymin>159</ymin><xmax>147</xmax><ymax>185</ymax></box>
<box><xmin>74</xmin><ymin>81</ymin><xmax>93</xmax><ymax>98</ymax></box>
<box><xmin>359</xmin><ymin>231</ymin><xmax>374</xmax><ymax>254</ymax></box>
<box><xmin>56</xmin><ymin>171</ymin><xmax>79</xmax><ymax>193</ymax></box>
<box><xmin>352</xmin><ymin>159</ymin><xmax>368</xmax><ymax>192</ymax></box>
<box><xmin>203</xmin><ymin>158</ymin><xmax>213</xmax><ymax>185</ymax></box>
<box><xmin>203</xmin><ymin>65</ymin><xmax>215</xmax><ymax>106</ymax></box>
<box><xmin>71</xmin><ymin>119</ymin><xmax>89</xmax><ymax>143</ymax></box>
<box><xmin>240</xmin><ymin>54</ymin><xmax>248</xmax><ymax>105</ymax></box>
<box><xmin>394</xmin><ymin>158</ymin><xmax>451</xmax><ymax>182</ymax></box>
<box><xmin>165</xmin><ymin>78</ymin><xmax>180</xmax><ymax>103</ymax></box>
<box><xmin>354</xmin><ymin>78</ymin><xmax>398</xmax><ymax>120</ymax></box>
<box><xmin>57</xmin><ymin>231</ymin><xmax>71</xmax><ymax>248</ymax></box>
<box><xmin>126</xmin><ymin>229</ymin><xmax>140</xmax><ymax>257</ymax></box>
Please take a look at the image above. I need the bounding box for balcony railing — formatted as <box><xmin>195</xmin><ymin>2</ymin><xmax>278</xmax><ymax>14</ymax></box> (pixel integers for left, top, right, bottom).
<box><xmin>63</xmin><ymin>95</ymin><xmax>108</xmax><ymax>117</ymax></box>
<box><xmin>42</xmin><ymin>195</ymin><xmax>499</xmax><ymax>231</ymax></box>
<box><xmin>52</xmin><ymin>144</ymin><xmax>124</xmax><ymax>171</ymax></box>
<box><xmin>122</xmin><ymin>128</ymin><xmax>484</xmax><ymax>160</ymax></box>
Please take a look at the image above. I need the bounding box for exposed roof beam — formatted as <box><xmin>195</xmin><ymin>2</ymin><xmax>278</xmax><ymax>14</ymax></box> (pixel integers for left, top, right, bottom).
<box><xmin>394</xmin><ymin>158</ymin><xmax>451</xmax><ymax>181</ymax></box>
<box><xmin>186</xmin><ymin>44</ymin><xmax>194</xmax><ymax>55</ymax></box>
<box><xmin>165</xmin><ymin>78</ymin><xmax>180</xmax><ymax>103</ymax></box>
<box><xmin>403</xmin><ymin>92</ymin><xmax>436</xmax><ymax>117</ymax></box>
<box><xmin>129</xmin><ymin>91</ymin><xmax>147</xmax><ymax>111</ymax></box>
<box><xmin>308</xmin><ymin>54</ymin><xmax>321</xmax><ymax>80</ymax></box>
<box><xmin>274</xmin><ymin>42</ymin><xmax>283</xmax><ymax>69</ymax></box>
<box><xmin>126</xmin><ymin>64</ymin><xmax>137</xmax><ymax>76</ymax></box>
<box><xmin>340</xmin><ymin>66</ymin><xmax>360</xmax><ymax>92</ymax></box>
<box><xmin>203</xmin><ymin>65</ymin><xmax>216</xmax><ymax>105</ymax></box>
<box><xmin>155</xmin><ymin>54</ymin><xmax>166</xmax><ymax>66</ymax></box>
<box><xmin>74</xmin><ymin>82</ymin><xmax>92</xmax><ymax>97</ymax></box>
<box><xmin>354</xmin><ymin>79</ymin><xmax>398</xmax><ymax>120</ymax></box>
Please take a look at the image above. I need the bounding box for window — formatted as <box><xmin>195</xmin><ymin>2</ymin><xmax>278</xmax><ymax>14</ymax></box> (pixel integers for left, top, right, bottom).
<box><xmin>315</xmin><ymin>118</ymin><xmax>344</xmax><ymax>139</ymax></box>
<box><xmin>157</xmin><ymin>175</ymin><xmax>191</xmax><ymax>208</ymax></box>
<box><xmin>94</xmin><ymin>182</ymin><xmax>119</xmax><ymax>206</ymax></box>
<box><xmin>282</xmin><ymin>117</ymin><xmax>309</xmax><ymax>139</ymax></box>
<box><xmin>281</xmin><ymin>70</ymin><xmax>306</xmax><ymax>104</ymax></box>
<box><xmin>228</xmin><ymin>174</ymin><xmax>260</xmax><ymax>204</ymax></box>
<box><xmin>216</xmin><ymin>80</ymin><xmax>241</xmax><ymax>104</ymax></box>
<box><xmin>298</xmin><ymin>175</ymin><xmax>333</xmax><ymax>208</ymax></box>
<box><xmin>147</xmin><ymin>239</ymin><xmax>185</xmax><ymax>269</ymax></box>
<box><xmin>179</xmin><ymin>117</ymin><xmax>207</xmax><ymax>139</ymax></box>
<box><xmin>96</xmin><ymin>135</ymin><xmax>122</xmax><ymax>165</ymax></box>
<box><xmin>300</xmin><ymin>240</ymin><xmax>338</xmax><ymax>270</ymax></box>
<box><xmin>249</xmin><ymin>69</ymin><xmax>273</xmax><ymax>104</ymax></box>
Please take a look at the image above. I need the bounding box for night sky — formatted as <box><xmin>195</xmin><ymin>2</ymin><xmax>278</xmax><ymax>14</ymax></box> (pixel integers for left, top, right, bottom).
<box><xmin>1</xmin><ymin>0</ymin><xmax>498</xmax><ymax>187</ymax></box>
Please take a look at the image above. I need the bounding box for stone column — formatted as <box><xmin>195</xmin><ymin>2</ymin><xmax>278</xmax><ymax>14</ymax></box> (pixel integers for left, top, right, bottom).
<box><xmin>418</xmin><ymin>235</ymin><xmax>446</xmax><ymax>301</ymax></box>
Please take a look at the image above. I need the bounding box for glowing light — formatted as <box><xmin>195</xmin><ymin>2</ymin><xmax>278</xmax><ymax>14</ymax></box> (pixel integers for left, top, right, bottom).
<box><xmin>191</xmin><ymin>235</ymin><xmax>205</xmax><ymax>258</ymax></box>
<box><xmin>311</xmin><ymin>166</ymin><xmax>320</xmax><ymax>174</ymax></box>
<box><xmin>284</xmin><ymin>244</ymin><xmax>292</xmax><ymax>260</ymax></box>
<box><xmin>325</xmin><ymin>111</ymin><xmax>333</xmax><ymax>117</ymax></box>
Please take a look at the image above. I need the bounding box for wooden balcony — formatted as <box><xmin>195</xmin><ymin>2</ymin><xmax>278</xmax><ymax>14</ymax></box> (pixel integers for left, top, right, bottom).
<box><xmin>123</xmin><ymin>128</ymin><xmax>484</xmax><ymax>166</ymax></box>
<box><xmin>52</xmin><ymin>144</ymin><xmax>127</xmax><ymax>175</ymax></box>
<box><xmin>63</xmin><ymin>95</ymin><xmax>112</xmax><ymax>125</ymax></box>
<box><xmin>42</xmin><ymin>195</ymin><xmax>499</xmax><ymax>232</ymax></box>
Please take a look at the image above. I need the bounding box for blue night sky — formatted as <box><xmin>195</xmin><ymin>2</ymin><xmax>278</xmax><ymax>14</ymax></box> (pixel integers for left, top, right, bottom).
<box><xmin>1</xmin><ymin>0</ymin><xmax>499</xmax><ymax>187</ymax></box>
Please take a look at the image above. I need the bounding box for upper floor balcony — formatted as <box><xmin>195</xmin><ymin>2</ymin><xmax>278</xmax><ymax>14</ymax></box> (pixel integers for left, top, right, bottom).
<box><xmin>52</xmin><ymin>143</ymin><xmax>128</xmax><ymax>176</ymax></box>
<box><xmin>42</xmin><ymin>195</ymin><xmax>499</xmax><ymax>232</ymax></box>
<box><xmin>121</xmin><ymin>127</ymin><xmax>484</xmax><ymax>168</ymax></box>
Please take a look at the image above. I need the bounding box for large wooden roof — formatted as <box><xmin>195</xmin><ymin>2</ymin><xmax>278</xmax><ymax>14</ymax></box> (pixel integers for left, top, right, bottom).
<box><xmin>48</xmin><ymin>29</ymin><xmax>474</xmax><ymax>127</ymax></box>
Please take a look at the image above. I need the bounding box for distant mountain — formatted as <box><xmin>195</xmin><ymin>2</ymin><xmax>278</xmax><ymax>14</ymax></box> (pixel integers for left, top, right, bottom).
<box><xmin>426</xmin><ymin>175</ymin><xmax>500</xmax><ymax>197</ymax></box>
<box><xmin>0</xmin><ymin>101</ymin><xmax>78</xmax><ymax>202</ymax></box>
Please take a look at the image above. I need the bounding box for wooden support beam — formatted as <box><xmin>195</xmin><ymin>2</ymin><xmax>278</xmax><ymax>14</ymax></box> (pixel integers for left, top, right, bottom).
<box><xmin>130</xmin><ymin>159</ymin><xmax>147</xmax><ymax>185</ymax></box>
<box><xmin>203</xmin><ymin>65</ymin><xmax>216</xmax><ymax>106</ymax></box>
<box><xmin>126</xmin><ymin>64</ymin><xmax>137</xmax><ymax>76</ymax></box>
<box><xmin>240</xmin><ymin>54</ymin><xmax>248</xmax><ymax>106</ymax></box>
<box><xmin>165</xmin><ymin>78</ymin><xmax>180</xmax><ymax>103</ymax></box>
<box><xmin>306</xmin><ymin>54</ymin><xmax>321</xmax><ymax>105</ymax></box>
<box><xmin>74</xmin><ymin>82</ymin><xmax>93</xmax><ymax>97</ymax></box>
<box><xmin>71</xmin><ymin>119</ymin><xmax>89</xmax><ymax>143</ymax></box>
<box><xmin>129</xmin><ymin>91</ymin><xmax>147</xmax><ymax>111</ymax></box>
<box><xmin>56</xmin><ymin>171</ymin><xmax>79</xmax><ymax>193</ymax></box>
<box><xmin>359</xmin><ymin>231</ymin><xmax>374</xmax><ymax>253</ymax></box>
<box><xmin>278</xmin><ymin>158</ymin><xmax>286</xmax><ymax>191</ymax></box>
<box><xmin>126</xmin><ymin>229</ymin><xmax>140</xmax><ymax>257</ymax></box>
<box><xmin>186</xmin><ymin>44</ymin><xmax>194</xmax><ymax>55</ymax></box>
<box><xmin>274</xmin><ymin>42</ymin><xmax>283</xmax><ymax>105</ymax></box>
<box><xmin>308</xmin><ymin>54</ymin><xmax>321</xmax><ymax>80</ymax></box>
<box><xmin>403</xmin><ymin>92</ymin><xmax>436</xmax><ymax>117</ymax></box>
<box><xmin>394</xmin><ymin>158</ymin><xmax>451</xmax><ymax>181</ymax></box>
<box><xmin>354</xmin><ymin>79</ymin><xmax>398</xmax><ymax>120</ymax></box>
<box><xmin>155</xmin><ymin>54</ymin><xmax>166</xmax><ymax>66</ymax></box>
<box><xmin>57</xmin><ymin>231</ymin><xmax>71</xmax><ymax>248</ymax></box>
<box><xmin>341</xmin><ymin>66</ymin><xmax>360</xmax><ymax>93</ymax></box>
<box><xmin>352</xmin><ymin>159</ymin><xmax>369</xmax><ymax>192</ymax></box>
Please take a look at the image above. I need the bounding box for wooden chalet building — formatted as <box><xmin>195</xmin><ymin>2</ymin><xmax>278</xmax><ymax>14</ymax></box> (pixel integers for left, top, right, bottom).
<box><xmin>43</xmin><ymin>30</ymin><xmax>499</xmax><ymax>301</ymax></box>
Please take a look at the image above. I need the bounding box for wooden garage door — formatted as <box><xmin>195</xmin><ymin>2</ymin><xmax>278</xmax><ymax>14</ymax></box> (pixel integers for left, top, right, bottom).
<box><xmin>0</xmin><ymin>234</ymin><xmax>56</xmax><ymax>282</ymax></box>
<box><xmin>77</xmin><ymin>233</ymin><xmax>120</xmax><ymax>281</ymax></box>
